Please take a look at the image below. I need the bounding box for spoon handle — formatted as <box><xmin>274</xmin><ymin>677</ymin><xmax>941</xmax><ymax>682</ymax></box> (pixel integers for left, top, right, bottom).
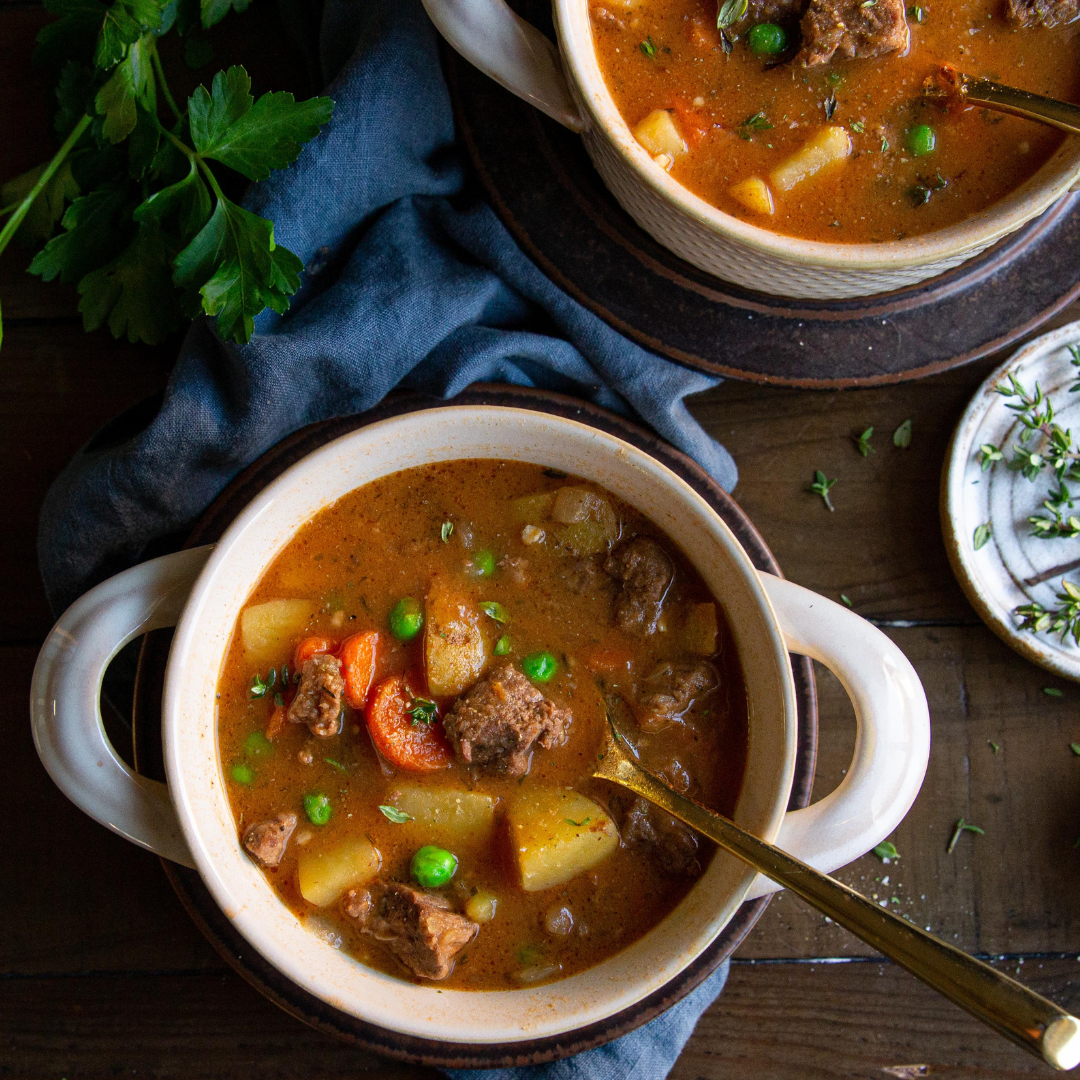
<box><xmin>595</xmin><ymin>750</ymin><xmax>1080</xmax><ymax>1070</ymax></box>
<box><xmin>954</xmin><ymin>74</ymin><xmax>1080</xmax><ymax>137</ymax></box>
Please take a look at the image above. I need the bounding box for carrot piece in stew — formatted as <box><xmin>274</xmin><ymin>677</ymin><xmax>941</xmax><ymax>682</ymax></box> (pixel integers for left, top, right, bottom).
<box><xmin>265</xmin><ymin>703</ymin><xmax>287</xmax><ymax>740</ymax></box>
<box><xmin>582</xmin><ymin>644</ymin><xmax>635</xmax><ymax>674</ymax></box>
<box><xmin>339</xmin><ymin>631</ymin><xmax>379</xmax><ymax>710</ymax></box>
<box><xmin>294</xmin><ymin>636</ymin><xmax>337</xmax><ymax>670</ymax></box>
<box><xmin>366</xmin><ymin>673</ymin><xmax>453</xmax><ymax>772</ymax></box>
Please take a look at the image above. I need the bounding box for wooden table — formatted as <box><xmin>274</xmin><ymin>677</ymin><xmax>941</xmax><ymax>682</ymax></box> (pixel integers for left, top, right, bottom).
<box><xmin>5</xmin><ymin>5</ymin><xmax>1080</xmax><ymax>1076</ymax></box>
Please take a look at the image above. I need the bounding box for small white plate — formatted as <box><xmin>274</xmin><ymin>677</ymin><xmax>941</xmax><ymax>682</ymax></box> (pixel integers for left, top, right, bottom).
<box><xmin>942</xmin><ymin>319</ymin><xmax>1080</xmax><ymax>682</ymax></box>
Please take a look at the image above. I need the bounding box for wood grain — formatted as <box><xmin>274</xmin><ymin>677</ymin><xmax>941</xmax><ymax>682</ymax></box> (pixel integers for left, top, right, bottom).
<box><xmin>0</xmin><ymin>326</ymin><xmax>172</xmax><ymax>644</ymax></box>
<box><xmin>692</xmin><ymin>300</ymin><xmax>1080</xmax><ymax>624</ymax></box>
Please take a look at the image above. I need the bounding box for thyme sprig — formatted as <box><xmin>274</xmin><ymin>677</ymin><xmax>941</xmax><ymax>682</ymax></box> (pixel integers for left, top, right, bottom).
<box><xmin>975</xmin><ymin>346</ymin><xmax>1080</xmax><ymax>641</ymax></box>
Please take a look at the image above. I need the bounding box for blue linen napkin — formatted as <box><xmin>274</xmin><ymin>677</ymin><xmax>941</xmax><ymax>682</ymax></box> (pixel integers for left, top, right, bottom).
<box><xmin>36</xmin><ymin>0</ymin><xmax>736</xmax><ymax>1070</ymax></box>
<box><xmin>37</xmin><ymin>0</ymin><xmax>736</xmax><ymax>616</ymax></box>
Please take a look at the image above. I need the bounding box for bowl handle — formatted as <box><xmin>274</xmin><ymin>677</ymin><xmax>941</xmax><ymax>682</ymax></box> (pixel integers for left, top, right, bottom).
<box><xmin>30</xmin><ymin>547</ymin><xmax>214</xmax><ymax>868</ymax></box>
<box><xmin>421</xmin><ymin>0</ymin><xmax>586</xmax><ymax>131</ymax></box>
<box><xmin>745</xmin><ymin>574</ymin><xmax>931</xmax><ymax>900</ymax></box>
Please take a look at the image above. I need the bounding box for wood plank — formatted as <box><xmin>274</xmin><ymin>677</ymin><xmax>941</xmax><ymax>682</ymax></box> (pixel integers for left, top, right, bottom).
<box><xmin>3</xmin><ymin>958</ymin><xmax>1076</xmax><ymax>1078</ymax></box>
<box><xmin>674</xmin><ymin>956</ymin><xmax>1080</xmax><ymax>1079</ymax></box>
<box><xmin>0</xmin><ymin>647</ymin><xmax>222</xmax><ymax>974</ymax></box>
<box><xmin>0</xmin><ymin>326</ymin><xmax>172</xmax><ymax>644</ymax></box>
<box><xmin>738</xmin><ymin>624</ymin><xmax>1080</xmax><ymax>960</ymax></box>
<box><xmin>0</xmin><ymin>971</ymin><xmax>438</xmax><ymax>1080</ymax></box>
<box><xmin>690</xmin><ymin>300</ymin><xmax>1080</xmax><ymax>624</ymax></box>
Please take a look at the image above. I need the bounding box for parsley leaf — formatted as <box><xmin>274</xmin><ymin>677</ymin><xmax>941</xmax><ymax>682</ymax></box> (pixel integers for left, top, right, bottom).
<box><xmin>893</xmin><ymin>419</ymin><xmax>913</xmax><ymax>448</ymax></box>
<box><xmin>855</xmin><ymin>426</ymin><xmax>874</xmax><ymax>457</ymax></box>
<box><xmin>200</xmin><ymin>0</ymin><xmax>251</xmax><ymax>30</ymax></box>
<box><xmin>94</xmin><ymin>35</ymin><xmax>156</xmax><ymax>143</ymax></box>
<box><xmin>480</xmin><ymin>600</ymin><xmax>508</xmax><ymax>623</ymax></box>
<box><xmin>173</xmin><ymin>195</ymin><xmax>303</xmax><ymax>343</ymax></box>
<box><xmin>95</xmin><ymin>0</ymin><xmax>164</xmax><ymax>70</ymax></box>
<box><xmin>973</xmin><ymin>522</ymin><xmax>992</xmax><ymax>550</ymax></box>
<box><xmin>35</xmin><ymin>0</ymin><xmax>109</xmax><ymax>68</ymax></box>
<box><xmin>0</xmin><ymin>159</ymin><xmax>80</xmax><ymax>247</ymax></box>
<box><xmin>808</xmin><ymin>470</ymin><xmax>837</xmax><ymax>511</ymax></box>
<box><xmin>379</xmin><ymin>804</ymin><xmax>412</xmax><ymax>824</ymax></box>
<box><xmin>189</xmin><ymin>66</ymin><xmax>333</xmax><ymax>182</ymax></box>
<box><xmin>406</xmin><ymin>697</ymin><xmax>439</xmax><ymax>725</ymax></box>
<box><xmin>872</xmin><ymin>840</ymin><xmax>899</xmax><ymax>860</ymax></box>
<box><xmin>133</xmin><ymin>159</ymin><xmax>212</xmax><ymax>244</ymax></box>
<box><xmin>29</xmin><ymin>180</ymin><xmax>132</xmax><ymax>284</ymax></box>
<box><xmin>77</xmin><ymin>220</ymin><xmax>182</xmax><ymax>343</ymax></box>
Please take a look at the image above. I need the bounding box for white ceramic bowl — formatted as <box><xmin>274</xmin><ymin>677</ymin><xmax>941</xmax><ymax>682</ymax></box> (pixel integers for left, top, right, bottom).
<box><xmin>31</xmin><ymin>406</ymin><xmax>929</xmax><ymax>1048</ymax></box>
<box><xmin>424</xmin><ymin>0</ymin><xmax>1080</xmax><ymax>299</ymax></box>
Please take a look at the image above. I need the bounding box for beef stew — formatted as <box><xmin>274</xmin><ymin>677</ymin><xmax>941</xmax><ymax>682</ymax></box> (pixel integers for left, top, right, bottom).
<box><xmin>216</xmin><ymin>460</ymin><xmax>748</xmax><ymax>990</ymax></box>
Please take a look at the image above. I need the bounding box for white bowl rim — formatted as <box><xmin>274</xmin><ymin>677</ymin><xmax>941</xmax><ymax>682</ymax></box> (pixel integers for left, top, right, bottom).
<box><xmin>553</xmin><ymin>0</ymin><xmax>1080</xmax><ymax>271</ymax></box>
<box><xmin>161</xmin><ymin>404</ymin><xmax>798</xmax><ymax>1044</ymax></box>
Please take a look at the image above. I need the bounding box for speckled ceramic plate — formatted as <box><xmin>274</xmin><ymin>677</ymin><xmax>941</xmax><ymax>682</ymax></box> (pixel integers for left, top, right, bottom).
<box><xmin>942</xmin><ymin>320</ymin><xmax>1080</xmax><ymax>682</ymax></box>
<box><xmin>130</xmin><ymin>384</ymin><xmax>819</xmax><ymax>1069</ymax></box>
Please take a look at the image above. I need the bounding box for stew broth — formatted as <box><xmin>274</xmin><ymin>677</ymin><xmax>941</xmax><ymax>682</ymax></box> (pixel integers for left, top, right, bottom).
<box><xmin>216</xmin><ymin>460</ymin><xmax>748</xmax><ymax>990</ymax></box>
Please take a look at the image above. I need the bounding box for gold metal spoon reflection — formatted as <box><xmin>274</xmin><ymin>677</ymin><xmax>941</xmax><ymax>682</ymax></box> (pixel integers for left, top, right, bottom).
<box><xmin>593</xmin><ymin>714</ymin><xmax>1080</xmax><ymax>1071</ymax></box>
<box><xmin>925</xmin><ymin>66</ymin><xmax>1080</xmax><ymax>136</ymax></box>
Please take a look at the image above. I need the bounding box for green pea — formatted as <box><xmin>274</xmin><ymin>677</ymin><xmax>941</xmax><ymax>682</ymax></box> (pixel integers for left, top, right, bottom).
<box><xmin>521</xmin><ymin>651</ymin><xmax>558</xmax><ymax>683</ymax></box>
<box><xmin>493</xmin><ymin>635</ymin><xmax>512</xmax><ymax>656</ymax></box>
<box><xmin>231</xmin><ymin>763</ymin><xmax>255</xmax><ymax>786</ymax></box>
<box><xmin>907</xmin><ymin>124</ymin><xmax>936</xmax><ymax>156</ymax></box>
<box><xmin>388</xmin><ymin>597</ymin><xmax>424</xmax><ymax>641</ymax></box>
<box><xmin>468</xmin><ymin>549</ymin><xmax>496</xmax><ymax>577</ymax></box>
<box><xmin>244</xmin><ymin>731</ymin><xmax>274</xmax><ymax>758</ymax></box>
<box><xmin>303</xmin><ymin>792</ymin><xmax>332</xmax><ymax>826</ymax></box>
<box><xmin>747</xmin><ymin>22</ymin><xmax>787</xmax><ymax>54</ymax></box>
<box><xmin>411</xmin><ymin>845</ymin><xmax>458</xmax><ymax>888</ymax></box>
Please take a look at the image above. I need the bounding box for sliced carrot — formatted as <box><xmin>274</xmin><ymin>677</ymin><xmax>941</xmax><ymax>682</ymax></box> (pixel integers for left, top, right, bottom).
<box><xmin>582</xmin><ymin>644</ymin><xmax>635</xmax><ymax>674</ymax></box>
<box><xmin>366</xmin><ymin>673</ymin><xmax>452</xmax><ymax>772</ymax></box>
<box><xmin>265</xmin><ymin>704</ymin><xmax>286</xmax><ymax>741</ymax></box>
<box><xmin>293</xmin><ymin>635</ymin><xmax>337</xmax><ymax>669</ymax></box>
<box><xmin>340</xmin><ymin>630</ymin><xmax>379</xmax><ymax>710</ymax></box>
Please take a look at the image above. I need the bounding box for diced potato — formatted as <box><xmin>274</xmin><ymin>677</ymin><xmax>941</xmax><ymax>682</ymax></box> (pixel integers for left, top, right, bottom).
<box><xmin>729</xmin><ymin>176</ymin><xmax>775</xmax><ymax>216</ymax></box>
<box><xmin>389</xmin><ymin>785</ymin><xmax>496</xmax><ymax>844</ymax></box>
<box><xmin>684</xmin><ymin>602</ymin><xmax>718</xmax><ymax>655</ymax></box>
<box><xmin>508</xmin><ymin>789</ymin><xmax>619</xmax><ymax>892</ymax></box>
<box><xmin>552</xmin><ymin>487</ymin><xmax>619</xmax><ymax>556</ymax></box>
<box><xmin>424</xmin><ymin>577</ymin><xmax>488</xmax><ymax>696</ymax></box>
<box><xmin>769</xmin><ymin>126</ymin><xmax>851</xmax><ymax>193</ymax></box>
<box><xmin>297</xmin><ymin>835</ymin><xmax>381</xmax><ymax>907</ymax></box>
<box><xmin>633</xmin><ymin>110</ymin><xmax>687</xmax><ymax>160</ymax></box>
<box><xmin>511</xmin><ymin>491</ymin><xmax>557</xmax><ymax>524</ymax></box>
<box><xmin>465</xmin><ymin>889</ymin><xmax>498</xmax><ymax>923</ymax></box>
<box><xmin>241</xmin><ymin>599</ymin><xmax>317</xmax><ymax>665</ymax></box>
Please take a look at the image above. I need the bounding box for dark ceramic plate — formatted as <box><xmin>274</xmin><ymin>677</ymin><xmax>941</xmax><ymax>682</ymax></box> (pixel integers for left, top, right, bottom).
<box><xmin>131</xmin><ymin>385</ymin><xmax>818</xmax><ymax>1068</ymax></box>
<box><xmin>443</xmin><ymin>7</ymin><xmax>1080</xmax><ymax>388</ymax></box>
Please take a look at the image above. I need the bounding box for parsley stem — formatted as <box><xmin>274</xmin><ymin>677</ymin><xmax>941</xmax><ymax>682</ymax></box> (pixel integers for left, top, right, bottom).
<box><xmin>196</xmin><ymin>157</ymin><xmax>227</xmax><ymax>203</ymax></box>
<box><xmin>0</xmin><ymin>113</ymin><xmax>91</xmax><ymax>263</ymax></box>
<box><xmin>149</xmin><ymin>41</ymin><xmax>183</xmax><ymax>123</ymax></box>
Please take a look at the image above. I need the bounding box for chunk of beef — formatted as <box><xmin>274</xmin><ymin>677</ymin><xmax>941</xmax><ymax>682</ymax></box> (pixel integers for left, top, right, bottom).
<box><xmin>616</xmin><ymin>796</ymin><xmax>700</xmax><ymax>875</ymax></box>
<box><xmin>342</xmin><ymin>881</ymin><xmax>477</xmax><ymax>980</ymax></box>
<box><xmin>242</xmin><ymin>811</ymin><xmax>297</xmax><ymax>868</ymax></box>
<box><xmin>1006</xmin><ymin>0</ymin><xmax>1079</xmax><ymax>25</ymax></box>
<box><xmin>562</xmin><ymin>557</ymin><xmax>610</xmax><ymax>597</ymax></box>
<box><xmin>797</xmin><ymin>0</ymin><xmax>908</xmax><ymax>65</ymax></box>
<box><xmin>746</xmin><ymin>0</ymin><xmax>804</xmax><ymax>22</ymax></box>
<box><xmin>443</xmin><ymin>663</ymin><xmax>569</xmax><ymax>777</ymax></box>
<box><xmin>287</xmin><ymin>654</ymin><xmax>344</xmax><ymax>738</ymax></box>
<box><xmin>604</xmin><ymin>538</ymin><xmax>673</xmax><ymax>636</ymax></box>
<box><xmin>637</xmin><ymin>660</ymin><xmax>718</xmax><ymax>732</ymax></box>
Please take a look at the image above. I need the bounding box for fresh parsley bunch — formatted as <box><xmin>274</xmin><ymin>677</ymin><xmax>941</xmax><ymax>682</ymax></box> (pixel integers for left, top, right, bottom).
<box><xmin>0</xmin><ymin>0</ymin><xmax>334</xmax><ymax>350</ymax></box>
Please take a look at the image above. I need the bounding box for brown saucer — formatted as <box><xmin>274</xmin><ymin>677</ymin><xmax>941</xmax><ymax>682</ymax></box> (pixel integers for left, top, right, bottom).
<box><xmin>443</xmin><ymin>8</ymin><xmax>1080</xmax><ymax>389</ymax></box>
<box><xmin>131</xmin><ymin>384</ymin><xmax>818</xmax><ymax>1069</ymax></box>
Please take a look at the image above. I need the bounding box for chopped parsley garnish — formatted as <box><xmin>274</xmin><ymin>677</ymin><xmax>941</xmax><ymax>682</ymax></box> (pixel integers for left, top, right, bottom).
<box><xmin>441</xmin><ymin>521</ymin><xmax>454</xmax><ymax>542</ymax></box>
<box><xmin>407</xmin><ymin>697</ymin><xmax>439</xmax><ymax>726</ymax></box>
<box><xmin>640</xmin><ymin>36</ymin><xmax>657</xmax><ymax>58</ymax></box>
<box><xmin>379</xmin><ymin>804</ymin><xmax>412</xmax><ymax>823</ymax></box>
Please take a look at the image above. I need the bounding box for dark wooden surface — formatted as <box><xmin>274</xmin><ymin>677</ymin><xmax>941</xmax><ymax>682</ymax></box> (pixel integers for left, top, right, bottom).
<box><xmin>5</xmin><ymin>2</ymin><xmax>1080</xmax><ymax>1076</ymax></box>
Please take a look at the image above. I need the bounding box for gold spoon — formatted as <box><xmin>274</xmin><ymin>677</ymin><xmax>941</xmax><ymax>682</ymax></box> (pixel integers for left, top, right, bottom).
<box><xmin>593</xmin><ymin>715</ymin><xmax>1080</xmax><ymax>1071</ymax></box>
<box><xmin>924</xmin><ymin>65</ymin><xmax>1080</xmax><ymax>136</ymax></box>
